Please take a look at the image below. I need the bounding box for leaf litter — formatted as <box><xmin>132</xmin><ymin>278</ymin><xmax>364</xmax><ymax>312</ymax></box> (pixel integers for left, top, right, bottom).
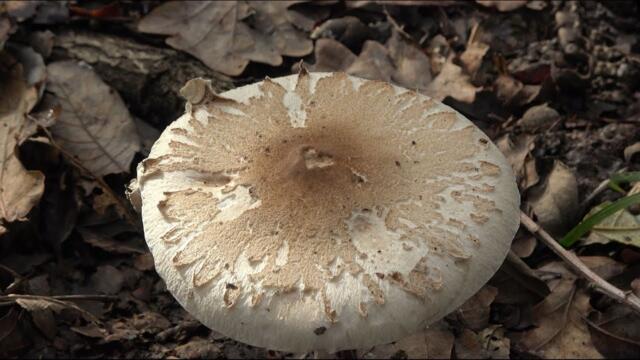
<box><xmin>1</xmin><ymin>0</ymin><xmax>640</xmax><ymax>358</ymax></box>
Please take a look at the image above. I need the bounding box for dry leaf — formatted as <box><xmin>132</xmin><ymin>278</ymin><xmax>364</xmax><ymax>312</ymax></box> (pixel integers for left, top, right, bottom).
<box><xmin>387</xmin><ymin>31</ymin><xmax>432</xmax><ymax>91</ymax></box>
<box><xmin>587</xmin><ymin>304</ymin><xmax>640</xmax><ymax>358</ymax></box>
<box><xmin>360</xmin><ymin>321</ymin><xmax>454</xmax><ymax>359</ymax></box>
<box><xmin>496</xmin><ymin>134</ymin><xmax>539</xmax><ymax>191</ymax></box>
<box><xmin>174</xmin><ymin>337</ymin><xmax>222</xmax><ymax>359</ymax></box>
<box><xmin>310</xmin><ymin>16</ymin><xmax>370</xmax><ymax>49</ymax></box>
<box><xmin>476</xmin><ymin>0</ymin><xmax>527</xmax><ymax>12</ymax></box>
<box><xmin>515</xmin><ymin>260</ymin><xmax>604</xmax><ymax>358</ymax></box>
<box><xmin>516</xmin><ymin>103</ymin><xmax>560</xmax><ymax>132</ymax></box>
<box><xmin>305</xmin><ymin>31</ymin><xmax>432</xmax><ymax>92</ymax></box>
<box><xmin>347</xmin><ymin>40</ymin><xmax>394</xmax><ymax>82</ymax></box>
<box><xmin>90</xmin><ymin>265</ymin><xmax>124</xmax><ymax>295</ymax></box>
<box><xmin>456</xmin><ymin>285</ymin><xmax>499</xmax><ymax>331</ymax></box>
<box><xmin>138</xmin><ymin>1</ymin><xmax>313</xmax><ymax>76</ymax></box>
<box><xmin>6</xmin><ymin>44</ymin><xmax>46</xmax><ymax>87</ymax></box>
<box><xmin>460</xmin><ymin>42</ymin><xmax>489</xmax><ymax>78</ymax></box>
<box><xmin>454</xmin><ymin>326</ymin><xmax>509</xmax><ymax>359</ymax></box>
<box><xmin>78</xmin><ymin>227</ymin><xmax>145</xmax><ymax>254</ymax></box>
<box><xmin>0</xmin><ymin>16</ymin><xmax>12</xmax><ymax>51</ymax></box>
<box><xmin>511</xmin><ymin>235</ymin><xmax>537</xmax><ymax>258</ymax></box>
<box><xmin>624</xmin><ymin>142</ymin><xmax>640</xmax><ymax>162</ymax></box>
<box><xmin>583</xmin><ymin>203</ymin><xmax>640</xmax><ymax>248</ymax></box>
<box><xmin>4</xmin><ymin>0</ymin><xmax>40</xmax><ymax>22</ymax></box>
<box><xmin>13</xmin><ymin>295</ymin><xmax>100</xmax><ymax>324</ymax></box>
<box><xmin>527</xmin><ymin>161</ymin><xmax>579</xmax><ymax>238</ymax></box>
<box><xmin>0</xmin><ymin>52</ymin><xmax>44</xmax><ymax>230</ymax></box>
<box><xmin>425</xmin><ymin>58</ymin><xmax>479</xmax><ymax>103</ymax></box>
<box><xmin>46</xmin><ymin>61</ymin><xmax>141</xmax><ymax>176</ymax></box>
<box><xmin>308</xmin><ymin>38</ymin><xmax>357</xmax><ymax>72</ymax></box>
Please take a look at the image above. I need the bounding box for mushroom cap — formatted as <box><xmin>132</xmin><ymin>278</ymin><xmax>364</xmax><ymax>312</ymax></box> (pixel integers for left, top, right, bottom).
<box><xmin>136</xmin><ymin>72</ymin><xmax>520</xmax><ymax>353</ymax></box>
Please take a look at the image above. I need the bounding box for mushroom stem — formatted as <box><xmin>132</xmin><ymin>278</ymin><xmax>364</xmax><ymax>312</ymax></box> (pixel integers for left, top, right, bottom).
<box><xmin>519</xmin><ymin>211</ymin><xmax>640</xmax><ymax>314</ymax></box>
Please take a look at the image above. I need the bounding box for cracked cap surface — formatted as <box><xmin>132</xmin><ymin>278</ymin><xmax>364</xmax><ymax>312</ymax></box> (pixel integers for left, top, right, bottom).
<box><xmin>135</xmin><ymin>71</ymin><xmax>520</xmax><ymax>352</ymax></box>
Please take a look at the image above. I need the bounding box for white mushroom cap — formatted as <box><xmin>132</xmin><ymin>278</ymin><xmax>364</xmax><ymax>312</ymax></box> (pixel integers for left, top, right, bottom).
<box><xmin>135</xmin><ymin>71</ymin><xmax>520</xmax><ymax>353</ymax></box>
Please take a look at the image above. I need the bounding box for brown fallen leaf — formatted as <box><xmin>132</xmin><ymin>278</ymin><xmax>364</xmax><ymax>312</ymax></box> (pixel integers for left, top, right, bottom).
<box><xmin>460</xmin><ymin>24</ymin><xmax>490</xmax><ymax>79</ymax></box>
<box><xmin>387</xmin><ymin>31</ymin><xmax>432</xmax><ymax>91</ymax></box>
<box><xmin>624</xmin><ymin>142</ymin><xmax>640</xmax><ymax>162</ymax></box>
<box><xmin>311</xmin><ymin>16</ymin><xmax>370</xmax><ymax>49</ymax></box>
<box><xmin>11</xmin><ymin>295</ymin><xmax>100</xmax><ymax>324</ymax></box>
<box><xmin>360</xmin><ymin>321</ymin><xmax>454</xmax><ymax>359</ymax></box>
<box><xmin>46</xmin><ymin>61</ymin><xmax>141</xmax><ymax>176</ymax></box>
<box><xmin>347</xmin><ymin>0</ymin><xmax>462</xmax><ymax>8</ymax></box>
<box><xmin>516</xmin><ymin>103</ymin><xmax>560</xmax><ymax>132</ymax></box>
<box><xmin>496</xmin><ymin>134</ymin><xmax>539</xmax><ymax>191</ymax></box>
<box><xmin>582</xmin><ymin>200</ymin><xmax>640</xmax><ymax>248</ymax></box>
<box><xmin>90</xmin><ymin>265</ymin><xmax>124</xmax><ymax>295</ymax></box>
<box><xmin>511</xmin><ymin>235</ymin><xmax>537</xmax><ymax>258</ymax></box>
<box><xmin>78</xmin><ymin>227</ymin><xmax>145</xmax><ymax>255</ymax></box>
<box><xmin>138</xmin><ymin>1</ymin><xmax>313</xmax><ymax>76</ymax></box>
<box><xmin>514</xmin><ymin>260</ymin><xmax>606</xmax><ymax>358</ymax></box>
<box><xmin>425</xmin><ymin>57</ymin><xmax>479</xmax><ymax>103</ymax></box>
<box><xmin>455</xmin><ymin>285</ymin><xmax>498</xmax><ymax>331</ymax></box>
<box><xmin>308</xmin><ymin>38</ymin><xmax>357</xmax><ymax>72</ymax></box>
<box><xmin>133</xmin><ymin>253</ymin><xmax>155</xmax><ymax>272</ymax></box>
<box><xmin>0</xmin><ymin>52</ymin><xmax>44</xmax><ymax>231</ymax></box>
<box><xmin>346</xmin><ymin>40</ymin><xmax>394</xmax><ymax>82</ymax></box>
<box><xmin>454</xmin><ymin>326</ymin><xmax>510</xmax><ymax>359</ymax></box>
<box><xmin>304</xmin><ymin>31</ymin><xmax>433</xmax><ymax>92</ymax></box>
<box><xmin>0</xmin><ymin>15</ymin><xmax>12</xmax><ymax>51</ymax></box>
<box><xmin>527</xmin><ymin>161</ymin><xmax>579</xmax><ymax>238</ymax></box>
<box><xmin>174</xmin><ymin>337</ymin><xmax>222</xmax><ymax>359</ymax></box>
<box><xmin>6</xmin><ymin>44</ymin><xmax>46</xmax><ymax>88</ymax></box>
<box><xmin>587</xmin><ymin>303</ymin><xmax>640</xmax><ymax>358</ymax></box>
<box><xmin>476</xmin><ymin>0</ymin><xmax>527</xmax><ymax>12</ymax></box>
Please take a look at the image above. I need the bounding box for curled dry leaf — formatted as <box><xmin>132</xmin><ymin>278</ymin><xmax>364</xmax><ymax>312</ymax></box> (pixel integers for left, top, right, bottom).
<box><xmin>6</xmin><ymin>44</ymin><xmax>46</xmax><ymax>88</ymax></box>
<box><xmin>12</xmin><ymin>295</ymin><xmax>100</xmax><ymax>324</ymax></box>
<box><xmin>174</xmin><ymin>337</ymin><xmax>222</xmax><ymax>359</ymax></box>
<box><xmin>456</xmin><ymin>285</ymin><xmax>498</xmax><ymax>331</ymax></box>
<box><xmin>460</xmin><ymin>40</ymin><xmax>489</xmax><ymax>79</ymax></box>
<box><xmin>515</xmin><ymin>259</ymin><xmax>610</xmax><ymax>358</ymax></box>
<box><xmin>496</xmin><ymin>134</ymin><xmax>539</xmax><ymax>191</ymax></box>
<box><xmin>305</xmin><ymin>32</ymin><xmax>432</xmax><ymax>92</ymax></box>
<box><xmin>527</xmin><ymin>161</ymin><xmax>579</xmax><ymax>238</ymax></box>
<box><xmin>0</xmin><ymin>15</ymin><xmax>12</xmax><ymax>50</ymax></box>
<box><xmin>454</xmin><ymin>326</ymin><xmax>510</xmax><ymax>359</ymax></box>
<box><xmin>0</xmin><ymin>52</ymin><xmax>44</xmax><ymax>231</ymax></box>
<box><xmin>360</xmin><ymin>321</ymin><xmax>454</xmax><ymax>359</ymax></box>
<box><xmin>138</xmin><ymin>1</ymin><xmax>313</xmax><ymax>76</ymax></box>
<box><xmin>309</xmin><ymin>38</ymin><xmax>357</xmax><ymax>72</ymax></box>
<box><xmin>46</xmin><ymin>61</ymin><xmax>141</xmax><ymax>176</ymax></box>
<box><xmin>511</xmin><ymin>235</ymin><xmax>537</xmax><ymax>258</ymax></box>
<box><xmin>476</xmin><ymin>0</ymin><xmax>527</xmax><ymax>12</ymax></box>
<box><xmin>425</xmin><ymin>58</ymin><xmax>479</xmax><ymax>103</ymax></box>
<box><xmin>624</xmin><ymin>142</ymin><xmax>640</xmax><ymax>162</ymax></box>
<box><xmin>516</xmin><ymin>103</ymin><xmax>560</xmax><ymax>132</ymax></box>
<box><xmin>587</xmin><ymin>303</ymin><xmax>640</xmax><ymax>358</ymax></box>
<box><xmin>583</xmin><ymin>202</ymin><xmax>640</xmax><ymax>248</ymax></box>
<box><xmin>311</xmin><ymin>16</ymin><xmax>370</xmax><ymax>49</ymax></box>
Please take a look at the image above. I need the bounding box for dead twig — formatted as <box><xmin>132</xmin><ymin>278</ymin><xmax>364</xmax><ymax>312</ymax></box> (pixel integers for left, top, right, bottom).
<box><xmin>0</xmin><ymin>293</ymin><xmax>117</xmax><ymax>302</ymax></box>
<box><xmin>383</xmin><ymin>6</ymin><xmax>413</xmax><ymax>41</ymax></box>
<box><xmin>520</xmin><ymin>211</ymin><xmax>640</xmax><ymax>314</ymax></box>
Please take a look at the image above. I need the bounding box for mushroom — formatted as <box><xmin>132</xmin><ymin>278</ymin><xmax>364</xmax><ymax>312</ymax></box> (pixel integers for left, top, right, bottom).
<box><xmin>132</xmin><ymin>71</ymin><xmax>520</xmax><ymax>353</ymax></box>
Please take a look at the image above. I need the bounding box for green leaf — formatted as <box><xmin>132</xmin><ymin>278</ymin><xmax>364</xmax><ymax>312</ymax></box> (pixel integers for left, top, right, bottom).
<box><xmin>608</xmin><ymin>171</ymin><xmax>640</xmax><ymax>194</ymax></box>
<box><xmin>560</xmin><ymin>192</ymin><xmax>640</xmax><ymax>248</ymax></box>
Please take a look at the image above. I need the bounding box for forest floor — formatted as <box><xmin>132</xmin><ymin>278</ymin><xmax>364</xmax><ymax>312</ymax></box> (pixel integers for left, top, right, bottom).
<box><xmin>1</xmin><ymin>1</ymin><xmax>640</xmax><ymax>358</ymax></box>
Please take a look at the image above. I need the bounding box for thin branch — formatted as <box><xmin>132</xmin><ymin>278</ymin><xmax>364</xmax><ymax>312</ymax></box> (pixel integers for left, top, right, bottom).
<box><xmin>0</xmin><ymin>294</ymin><xmax>117</xmax><ymax>302</ymax></box>
<box><xmin>383</xmin><ymin>6</ymin><xmax>413</xmax><ymax>41</ymax></box>
<box><xmin>520</xmin><ymin>211</ymin><xmax>640</xmax><ymax>314</ymax></box>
